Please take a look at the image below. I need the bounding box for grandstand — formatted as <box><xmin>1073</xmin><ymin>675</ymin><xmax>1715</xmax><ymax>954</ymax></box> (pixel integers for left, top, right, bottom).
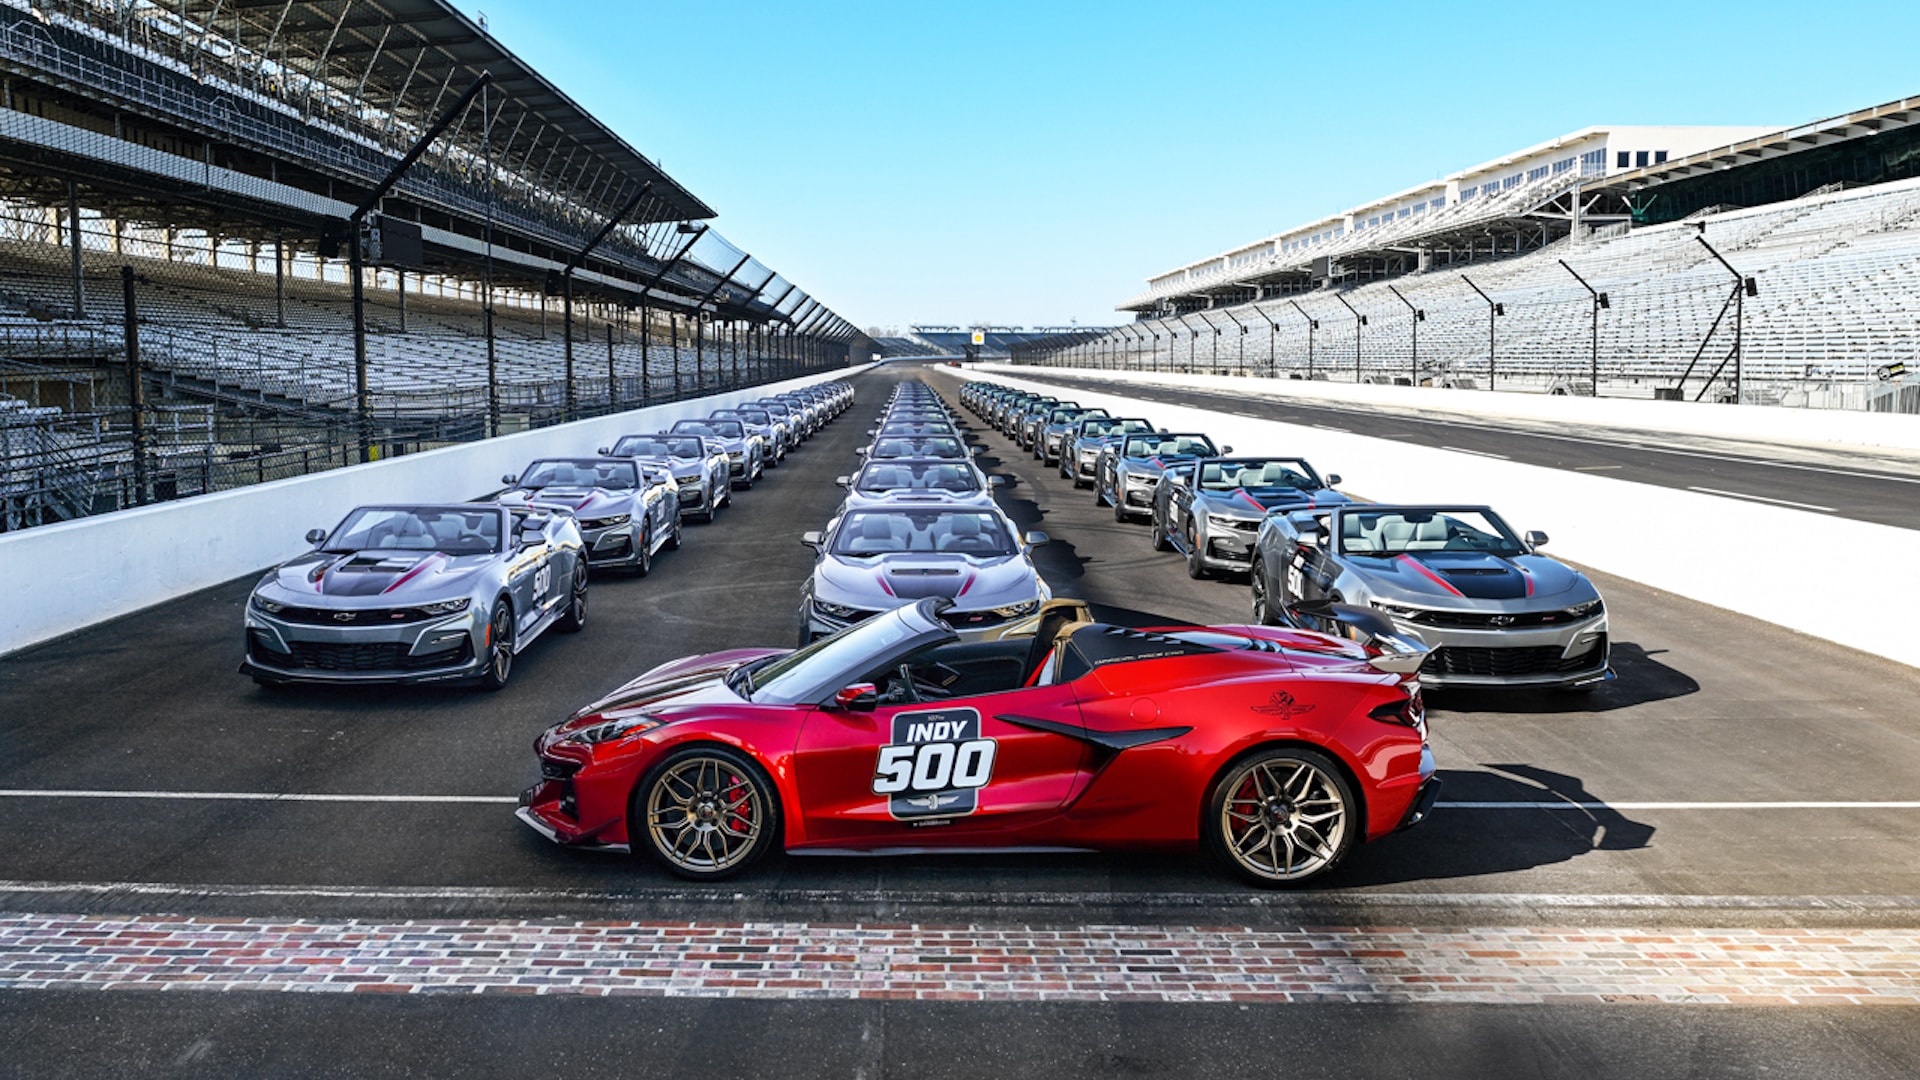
<box><xmin>0</xmin><ymin>0</ymin><xmax>864</xmax><ymax>531</ymax></box>
<box><xmin>1029</xmin><ymin>97</ymin><xmax>1920</xmax><ymax>412</ymax></box>
<box><xmin>869</xmin><ymin>326</ymin><xmax>1107</xmax><ymax>358</ymax></box>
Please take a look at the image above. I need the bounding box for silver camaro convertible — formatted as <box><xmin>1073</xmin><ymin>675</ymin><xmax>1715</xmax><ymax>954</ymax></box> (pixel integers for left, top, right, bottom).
<box><xmin>1151</xmin><ymin>456</ymin><xmax>1350</xmax><ymax>579</ymax></box>
<box><xmin>606</xmin><ymin>433</ymin><xmax>732</xmax><ymax>523</ymax></box>
<box><xmin>496</xmin><ymin>457</ymin><xmax>681</xmax><ymax>576</ymax></box>
<box><xmin>1248</xmin><ymin>504</ymin><xmax>1610</xmax><ymax>691</ymax></box>
<box><xmin>796</xmin><ymin>506</ymin><xmax>1050</xmax><ymax>644</ymax></box>
<box><xmin>241</xmin><ymin>503</ymin><xmax>588</xmax><ymax>690</ymax></box>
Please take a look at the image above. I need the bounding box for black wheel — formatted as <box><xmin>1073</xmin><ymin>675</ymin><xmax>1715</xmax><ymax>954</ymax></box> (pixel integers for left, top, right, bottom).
<box><xmin>634</xmin><ymin>525</ymin><xmax>653</xmax><ymax>577</ymax></box>
<box><xmin>1150</xmin><ymin>512</ymin><xmax>1171</xmax><ymax>551</ymax></box>
<box><xmin>1249</xmin><ymin>557</ymin><xmax>1281</xmax><ymax>625</ymax></box>
<box><xmin>666</xmin><ymin>515</ymin><xmax>683</xmax><ymax>550</ymax></box>
<box><xmin>556</xmin><ymin>562</ymin><xmax>588</xmax><ymax>633</ymax></box>
<box><xmin>1186</xmin><ymin>522</ymin><xmax>1210</xmax><ymax>580</ymax></box>
<box><xmin>1206</xmin><ymin>746</ymin><xmax>1358</xmax><ymax>886</ymax></box>
<box><xmin>633</xmin><ymin>745</ymin><xmax>780</xmax><ymax>881</ymax></box>
<box><xmin>1113</xmin><ymin>492</ymin><xmax>1130</xmax><ymax>522</ymax></box>
<box><xmin>477</xmin><ymin>600</ymin><xmax>514</xmax><ymax>691</ymax></box>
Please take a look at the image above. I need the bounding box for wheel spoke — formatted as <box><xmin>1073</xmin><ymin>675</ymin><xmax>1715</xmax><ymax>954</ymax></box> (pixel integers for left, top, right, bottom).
<box><xmin>1277</xmin><ymin>830</ymin><xmax>1299</xmax><ymax>874</ymax></box>
<box><xmin>1231</xmin><ymin>822</ymin><xmax>1269</xmax><ymax>857</ymax></box>
<box><xmin>1286</xmin><ymin>763</ymin><xmax>1316</xmax><ymax>799</ymax></box>
<box><xmin>661</xmin><ymin>772</ymin><xmax>698</xmax><ymax>803</ymax></box>
<box><xmin>1293</xmin><ymin>822</ymin><xmax>1335</xmax><ymax>862</ymax></box>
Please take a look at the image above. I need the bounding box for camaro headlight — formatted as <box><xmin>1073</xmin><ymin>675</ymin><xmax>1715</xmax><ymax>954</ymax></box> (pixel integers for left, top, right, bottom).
<box><xmin>674</xmin><ymin>473</ymin><xmax>700</xmax><ymax>485</ymax></box>
<box><xmin>1126</xmin><ymin>473</ymin><xmax>1155</xmax><ymax>487</ymax></box>
<box><xmin>813</xmin><ymin>600</ymin><xmax>867</xmax><ymax>620</ymax></box>
<box><xmin>1206</xmin><ymin>514</ymin><xmax>1247</xmax><ymax>529</ymax></box>
<box><xmin>250</xmin><ymin>595</ymin><xmax>286</xmax><ymax>614</ymax></box>
<box><xmin>1372</xmin><ymin>601</ymin><xmax>1425</xmax><ymax>619</ymax></box>
<box><xmin>991</xmin><ymin>599</ymin><xmax>1041</xmax><ymax>618</ymax></box>
<box><xmin>417</xmin><ymin>598</ymin><xmax>471</xmax><ymax>617</ymax></box>
<box><xmin>1565</xmin><ymin>598</ymin><xmax>1604</xmax><ymax>618</ymax></box>
<box><xmin>728</xmin><ymin>451</ymin><xmax>744</xmax><ymax>460</ymax></box>
<box><xmin>565</xmin><ymin>714</ymin><xmax>664</xmax><ymax>745</ymax></box>
<box><xmin>579</xmin><ymin>514</ymin><xmax>631</xmax><ymax>530</ymax></box>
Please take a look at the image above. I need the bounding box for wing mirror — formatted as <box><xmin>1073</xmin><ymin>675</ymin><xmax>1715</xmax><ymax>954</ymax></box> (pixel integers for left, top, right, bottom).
<box><xmin>830</xmin><ymin>683</ymin><xmax>877</xmax><ymax>714</ymax></box>
<box><xmin>800</xmin><ymin>531</ymin><xmax>824</xmax><ymax>550</ymax></box>
<box><xmin>1025</xmin><ymin>531</ymin><xmax>1050</xmax><ymax>547</ymax></box>
<box><xmin>519</xmin><ymin>528</ymin><xmax>546</xmax><ymax>548</ymax></box>
<box><xmin>1222</xmin><ymin>445</ymin><xmax>1234</xmax><ymax>454</ymax></box>
<box><xmin>835</xmin><ymin>475</ymin><xmax>852</xmax><ymax>487</ymax></box>
<box><xmin>855</xmin><ymin>447</ymin><xmax>869</xmax><ymax>456</ymax></box>
<box><xmin>988</xmin><ymin>475</ymin><xmax>1006</xmax><ymax>487</ymax></box>
<box><xmin>1326</xmin><ymin>473</ymin><xmax>1343</xmax><ymax>486</ymax></box>
<box><xmin>595</xmin><ymin>446</ymin><xmax>610</xmax><ymax>455</ymax></box>
<box><xmin>1525</xmin><ymin>530</ymin><xmax>1549</xmax><ymax>548</ymax></box>
<box><xmin>304</xmin><ymin>528</ymin><xmax>328</xmax><ymax>545</ymax></box>
<box><xmin>501</xmin><ymin>473</ymin><xmax>518</xmax><ymax>486</ymax></box>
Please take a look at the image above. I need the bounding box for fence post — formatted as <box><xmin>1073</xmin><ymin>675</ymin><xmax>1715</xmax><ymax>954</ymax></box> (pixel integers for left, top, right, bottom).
<box><xmin>121</xmin><ymin>266</ymin><xmax>148</xmax><ymax>505</ymax></box>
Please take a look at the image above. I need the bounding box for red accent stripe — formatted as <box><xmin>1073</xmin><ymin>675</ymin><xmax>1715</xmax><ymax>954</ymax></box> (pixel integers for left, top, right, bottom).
<box><xmin>1398</xmin><ymin>555</ymin><xmax>1465</xmax><ymax>597</ymax></box>
<box><xmin>1236</xmin><ymin>491</ymin><xmax>1266</xmax><ymax>512</ymax></box>
<box><xmin>876</xmin><ymin>573</ymin><xmax>895</xmax><ymax>597</ymax></box>
<box><xmin>382</xmin><ymin>553</ymin><xmax>443</xmax><ymax>594</ymax></box>
<box><xmin>957</xmin><ymin>572</ymin><xmax>976</xmax><ymax>597</ymax></box>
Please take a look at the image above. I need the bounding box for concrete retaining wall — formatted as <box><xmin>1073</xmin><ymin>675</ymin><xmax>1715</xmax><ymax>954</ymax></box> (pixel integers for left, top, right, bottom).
<box><xmin>976</xmin><ymin>364</ymin><xmax>1920</xmax><ymax>452</ymax></box>
<box><xmin>0</xmin><ymin>368</ymin><xmax>864</xmax><ymax>657</ymax></box>
<box><xmin>941</xmin><ymin>367</ymin><xmax>1920</xmax><ymax>670</ymax></box>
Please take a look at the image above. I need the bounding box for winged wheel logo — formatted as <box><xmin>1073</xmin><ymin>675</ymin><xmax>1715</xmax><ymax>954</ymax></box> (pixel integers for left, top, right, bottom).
<box><xmin>1252</xmin><ymin>691</ymin><xmax>1317</xmax><ymax>719</ymax></box>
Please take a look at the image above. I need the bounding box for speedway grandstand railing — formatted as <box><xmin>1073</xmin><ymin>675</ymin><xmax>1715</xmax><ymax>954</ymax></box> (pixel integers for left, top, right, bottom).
<box><xmin>1017</xmin><ymin>178</ymin><xmax>1920</xmax><ymax>412</ymax></box>
<box><xmin>0</xmin><ymin>0</ymin><xmax>863</xmax><ymax>532</ymax></box>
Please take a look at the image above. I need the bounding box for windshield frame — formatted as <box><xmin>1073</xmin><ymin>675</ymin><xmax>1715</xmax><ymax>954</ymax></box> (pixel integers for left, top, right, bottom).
<box><xmin>828</xmin><ymin>508</ymin><xmax>1018</xmax><ymax>558</ymax></box>
<box><xmin>1333</xmin><ymin>507</ymin><xmax>1526</xmax><ymax>557</ymax></box>
<box><xmin>1196</xmin><ymin>457</ymin><xmax>1323</xmax><ymax>493</ymax></box>
<box><xmin>1123</xmin><ymin>434</ymin><xmax>1217</xmax><ymax>459</ymax></box>
<box><xmin>517</xmin><ymin>458</ymin><xmax>640</xmax><ymax>491</ymax></box>
<box><xmin>741</xmin><ymin>601</ymin><xmax>953</xmax><ymax>705</ymax></box>
<box><xmin>321</xmin><ymin>506</ymin><xmax>506</xmax><ymax>556</ymax></box>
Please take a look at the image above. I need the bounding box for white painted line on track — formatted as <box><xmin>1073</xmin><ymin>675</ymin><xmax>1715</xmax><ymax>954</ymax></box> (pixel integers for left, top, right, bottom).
<box><xmin>1574</xmin><ymin>464</ymin><xmax>1623</xmax><ymax>471</ymax></box>
<box><xmin>1311</xmin><ymin>423</ymin><xmax>1351</xmax><ymax>432</ymax></box>
<box><xmin>1440</xmin><ymin>445</ymin><xmax>1510</xmax><ymax>459</ymax></box>
<box><xmin>0</xmin><ymin>789</ymin><xmax>517</xmax><ymax>804</ymax></box>
<box><xmin>2</xmin><ymin>879</ymin><xmax>1918</xmax><ymax>912</ymax></box>
<box><xmin>4</xmin><ymin>790</ymin><xmax>1918</xmax><ymax>812</ymax></box>
<box><xmin>1685</xmin><ymin>486</ymin><xmax>1837</xmax><ymax>513</ymax></box>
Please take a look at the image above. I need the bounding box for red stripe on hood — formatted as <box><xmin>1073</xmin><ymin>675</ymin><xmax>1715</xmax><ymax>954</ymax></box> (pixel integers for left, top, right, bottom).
<box><xmin>1398</xmin><ymin>554</ymin><xmax>1465</xmax><ymax>597</ymax></box>
<box><xmin>957</xmin><ymin>572</ymin><xmax>977</xmax><ymax>597</ymax></box>
<box><xmin>1236</xmin><ymin>490</ymin><xmax>1267</xmax><ymax>512</ymax></box>
<box><xmin>381</xmin><ymin>552</ymin><xmax>445</xmax><ymax>594</ymax></box>
<box><xmin>876</xmin><ymin>572</ymin><xmax>895</xmax><ymax>597</ymax></box>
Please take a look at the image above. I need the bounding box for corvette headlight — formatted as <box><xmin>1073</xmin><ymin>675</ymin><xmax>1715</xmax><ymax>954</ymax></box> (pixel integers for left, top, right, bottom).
<box><xmin>991</xmin><ymin>599</ymin><xmax>1041</xmax><ymax>618</ymax></box>
<box><xmin>1565</xmin><ymin>598</ymin><xmax>1604</xmax><ymax>619</ymax></box>
<box><xmin>417</xmin><ymin>598</ymin><xmax>471</xmax><ymax>617</ymax></box>
<box><xmin>250</xmin><ymin>595</ymin><xmax>286</xmax><ymax>614</ymax></box>
<box><xmin>565</xmin><ymin>714</ymin><xmax>665</xmax><ymax>745</ymax></box>
<box><xmin>579</xmin><ymin>514</ymin><xmax>630</xmax><ymax>530</ymax></box>
<box><xmin>813</xmin><ymin>600</ymin><xmax>867</xmax><ymax>620</ymax></box>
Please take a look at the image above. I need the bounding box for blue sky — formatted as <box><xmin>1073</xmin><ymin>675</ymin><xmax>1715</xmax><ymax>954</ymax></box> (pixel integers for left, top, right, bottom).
<box><xmin>455</xmin><ymin>1</ymin><xmax>1919</xmax><ymax>332</ymax></box>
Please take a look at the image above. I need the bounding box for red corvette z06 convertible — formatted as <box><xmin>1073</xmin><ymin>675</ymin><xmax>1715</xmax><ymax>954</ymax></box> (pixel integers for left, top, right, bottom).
<box><xmin>519</xmin><ymin>597</ymin><xmax>1439</xmax><ymax>885</ymax></box>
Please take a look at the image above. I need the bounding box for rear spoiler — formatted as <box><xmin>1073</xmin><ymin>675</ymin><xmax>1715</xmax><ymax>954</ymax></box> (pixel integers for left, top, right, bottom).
<box><xmin>1291</xmin><ymin>600</ymin><xmax>1429</xmax><ymax>674</ymax></box>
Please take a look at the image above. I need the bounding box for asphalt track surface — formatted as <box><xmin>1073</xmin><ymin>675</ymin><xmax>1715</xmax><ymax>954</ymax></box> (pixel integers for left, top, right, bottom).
<box><xmin>3</xmin><ymin>361</ymin><xmax>1918</xmax><ymax>1077</ymax></box>
<box><xmin>1015</xmin><ymin>371</ymin><xmax>1920</xmax><ymax>529</ymax></box>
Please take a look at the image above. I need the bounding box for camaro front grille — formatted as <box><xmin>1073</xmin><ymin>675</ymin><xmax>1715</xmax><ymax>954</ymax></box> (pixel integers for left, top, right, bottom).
<box><xmin>1407</xmin><ymin>609</ymin><xmax>1592</xmax><ymax>629</ymax></box>
<box><xmin>269</xmin><ymin>605</ymin><xmax>438</xmax><ymax>626</ymax></box>
<box><xmin>263</xmin><ymin>638</ymin><xmax>473</xmax><ymax>673</ymax></box>
<box><xmin>1421</xmin><ymin>636</ymin><xmax>1606</xmax><ymax>677</ymax></box>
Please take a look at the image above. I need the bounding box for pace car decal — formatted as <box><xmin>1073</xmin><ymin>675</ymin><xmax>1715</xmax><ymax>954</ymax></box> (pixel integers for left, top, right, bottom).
<box><xmin>871</xmin><ymin>707</ymin><xmax>995</xmax><ymax>821</ymax></box>
<box><xmin>1252</xmin><ymin>690</ymin><xmax>1317</xmax><ymax>720</ymax></box>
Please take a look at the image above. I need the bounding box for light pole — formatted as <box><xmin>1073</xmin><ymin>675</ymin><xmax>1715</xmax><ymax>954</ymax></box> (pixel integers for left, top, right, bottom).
<box><xmin>1195</xmin><ymin>309</ymin><xmax>1224</xmax><ymax>371</ymax></box>
<box><xmin>1333</xmin><ymin>294</ymin><xmax>1367</xmax><ymax>383</ymax></box>
<box><xmin>1244</xmin><ymin>303</ymin><xmax>1279</xmax><ymax>376</ymax></box>
<box><xmin>1558</xmin><ymin>259</ymin><xmax>1609</xmax><ymax>396</ymax></box>
<box><xmin>1287</xmin><ymin>300</ymin><xmax>1317</xmax><ymax>380</ymax></box>
<box><xmin>1459</xmin><ymin>274</ymin><xmax>1502</xmax><ymax>390</ymax></box>
<box><xmin>1220</xmin><ymin>306</ymin><xmax>1250</xmax><ymax>376</ymax></box>
<box><xmin>1386</xmin><ymin>284</ymin><xmax>1424</xmax><ymax>387</ymax></box>
<box><xmin>1694</xmin><ymin>234</ymin><xmax>1758</xmax><ymax>403</ymax></box>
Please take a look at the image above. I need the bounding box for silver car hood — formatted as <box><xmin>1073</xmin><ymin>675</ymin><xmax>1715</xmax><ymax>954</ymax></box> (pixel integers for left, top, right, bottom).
<box><xmin>498</xmin><ymin>486</ymin><xmax>626</xmax><ymax>516</ymax></box>
<box><xmin>1199</xmin><ymin>488</ymin><xmax>1352</xmax><ymax>517</ymax></box>
<box><xmin>1357</xmin><ymin>551</ymin><xmax>1592</xmax><ymax>606</ymax></box>
<box><xmin>265</xmin><ymin>549</ymin><xmax>493</xmax><ymax>600</ymax></box>
<box><xmin>816</xmin><ymin>553</ymin><xmax>1039</xmax><ymax>609</ymax></box>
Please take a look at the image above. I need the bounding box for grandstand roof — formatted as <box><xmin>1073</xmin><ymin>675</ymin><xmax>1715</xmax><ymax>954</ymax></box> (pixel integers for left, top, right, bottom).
<box><xmin>1596</xmin><ymin>94</ymin><xmax>1920</xmax><ymax>194</ymax></box>
<box><xmin>164</xmin><ymin>0</ymin><xmax>712</xmax><ymax>224</ymax></box>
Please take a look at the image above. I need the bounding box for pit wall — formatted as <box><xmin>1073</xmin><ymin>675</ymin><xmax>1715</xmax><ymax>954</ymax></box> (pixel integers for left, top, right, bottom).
<box><xmin>0</xmin><ymin>368</ymin><xmax>867</xmax><ymax>657</ymax></box>
<box><xmin>938</xmin><ymin>367</ymin><xmax>1920</xmax><ymax>670</ymax></box>
<box><xmin>974</xmin><ymin>364</ymin><xmax>1920</xmax><ymax>453</ymax></box>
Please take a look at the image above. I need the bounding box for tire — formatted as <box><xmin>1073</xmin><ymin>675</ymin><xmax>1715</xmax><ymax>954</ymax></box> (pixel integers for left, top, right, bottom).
<box><xmin>1150</xmin><ymin>511</ymin><xmax>1171</xmax><ymax>551</ymax></box>
<box><xmin>1113</xmin><ymin>492</ymin><xmax>1130</xmax><ymax>522</ymax></box>
<box><xmin>666</xmin><ymin>516</ymin><xmax>683</xmax><ymax>551</ymax></box>
<box><xmin>557</xmin><ymin>562</ymin><xmax>589</xmax><ymax>633</ymax></box>
<box><xmin>477</xmin><ymin>599</ymin><xmax>514</xmax><ymax>692</ymax></box>
<box><xmin>634</xmin><ymin>525</ymin><xmax>653</xmax><ymax>577</ymax></box>
<box><xmin>1249</xmin><ymin>557</ymin><xmax>1280</xmax><ymax>626</ymax></box>
<box><xmin>1186</xmin><ymin>522</ymin><xmax>1210</xmax><ymax>580</ymax></box>
<box><xmin>1205</xmin><ymin>746</ymin><xmax>1358</xmax><ymax>886</ymax></box>
<box><xmin>633</xmin><ymin>745</ymin><xmax>780</xmax><ymax>881</ymax></box>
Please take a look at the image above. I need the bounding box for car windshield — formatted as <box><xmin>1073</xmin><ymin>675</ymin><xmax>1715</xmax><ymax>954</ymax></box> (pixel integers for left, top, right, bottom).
<box><xmin>1049</xmin><ymin>408</ymin><xmax>1101</xmax><ymax>424</ymax></box>
<box><xmin>670</xmin><ymin>421</ymin><xmax>720</xmax><ymax>437</ymax></box>
<box><xmin>519</xmin><ymin>459</ymin><xmax>638</xmax><ymax>490</ymax></box>
<box><xmin>1199</xmin><ymin>459</ymin><xmax>1321</xmax><ymax>492</ymax></box>
<box><xmin>1337</xmin><ymin>509</ymin><xmax>1524</xmax><ymax>556</ymax></box>
<box><xmin>831</xmin><ymin>509</ymin><xmax>1017</xmax><ymax>556</ymax></box>
<box><xmin>613</xmin><ymin>436</ymin><xmax>706</xmax><ymax>459</ymax></box>
<box><xmin>325</xmin><ymin>507</ymin><xmax>502</xmax><ymax>555</ymax></box>
<box><xmin>701</xmin><ymin>419</ymin><xmax>747</xmax><ymax>437</ymax></box>
<box><xmin>1083</xmin><ymin>418</ymin><xmax>1153</xmax><ymax>437</ymax></box>
<box><xmin>739</xmin><ymin>603</ymin><xmax>946</xmax><ymax>705</ymax></box>
<box><xmin>871</xmin><ymin>436</ymin><xmax>966</xmax><ymax>459</ymax></box>
<box><xmin>856</xmin><ymin>461</ymin><xmax>981</xmax><ymax>494</ymax></box>
<box><xmin>729</xmin><ymin>409</ymin><xmax>773</xmax><ymax>424</ymax></box>
<box><xmin>1124</xmin><ymin>434</ymin><xmax>1216</xmax><ymax>458</ymax></box>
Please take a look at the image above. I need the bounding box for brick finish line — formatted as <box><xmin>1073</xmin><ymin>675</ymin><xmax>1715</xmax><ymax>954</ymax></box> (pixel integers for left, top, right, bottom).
<box><xmin>3</xmin><ymin>914</ymin><xmax>1919</xmax><ymax>1005</ymax></box>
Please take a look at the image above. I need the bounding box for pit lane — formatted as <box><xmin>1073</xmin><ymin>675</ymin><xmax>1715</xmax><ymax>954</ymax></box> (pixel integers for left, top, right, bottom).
<box><xmin>4</xmin><ymin>362</ymin><xmax>1919</xmax><ymax>1076</ymax></box>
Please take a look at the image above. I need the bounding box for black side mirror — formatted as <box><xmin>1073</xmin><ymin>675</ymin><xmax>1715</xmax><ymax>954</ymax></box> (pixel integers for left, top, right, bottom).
<box><xmin>305</xmin><ymin>528</ymin><xmax>327</xmax><ymax>545</ymax></box>
<box><xmin>596</xmin><ymin>446</ymin><xmax>610</xmax><ymax>456</ymax></box>
<box><xmin>1525</xmin><ymin>530</ymin><xmax>1549</xmax><ymax>548</ymax></box>
<box><xmin>501</xmin><ymin>473</ymin><xmax>518</xmax><ymax>486</ymax></box>
<box><xmin>1327</xmin><ymin>473</ymin><xmax>1343</xmax><ymax>486</ymax></box>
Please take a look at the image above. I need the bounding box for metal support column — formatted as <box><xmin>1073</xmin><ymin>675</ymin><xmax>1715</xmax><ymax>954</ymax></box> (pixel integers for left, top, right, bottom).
<box><xmin>1460</xmin><ymin>274</ymin><xmax>1501</xmax><ymax>389</ymax></box>
<box><xmin>1386</xmin><ymin>284</ymin><xmax>1423</xmax><ymax>386</ymax></box>
<box><xmin>1288</xmin><ymin>300</ymin><xmax>1317</xmax><ymax>380</ymax></box>
<box><xmin>1333</xmin><ymin>294</ymin><xmax>1366</xmax><ymax>382</ymax></box>
<box><xmin>273</xmin><ymin>231</ymin><xmax>287</xmax><ymax>328</ymax></box>
<box><xmin>121</xmin><ymin>266</ymin><xmax>148</xmax><ymax>505</ymax></box>
<box><xmin>67</xmin><ymin>181</ymin><xmax>84</xmax><ymax>318</ymax></box>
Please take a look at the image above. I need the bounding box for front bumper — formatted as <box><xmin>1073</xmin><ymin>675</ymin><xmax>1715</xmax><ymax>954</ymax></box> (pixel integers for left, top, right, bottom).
<box><xmin>241</xmin><ymin>607</ymin><xmax>484</xmax><ymax>684</ymax></box>
<box><xmin>1195</xmin><ymin>520</ymin><xmax>1262</xmax><ymax>571</ymax></box>
<box><xmin>517</xmin><ymin>787</ymin><xmax>629</xmax><ymax>853</ymax></box>
<box><xmin>583</xmin><ymin>522</ymin><xmax>644</xmax><ymax>567</ymax></box>
<box><xmin>1388</xmin><ymin>614</ymin><xmax>1613</xmax><ymax>689</ymax></box>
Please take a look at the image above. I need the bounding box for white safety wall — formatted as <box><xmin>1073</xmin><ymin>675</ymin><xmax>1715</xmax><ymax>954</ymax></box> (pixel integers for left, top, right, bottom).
<box><xmin>0</xmin><ymin>368</ymin><xmax>865</xmax><ymax>657</ymax></box>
